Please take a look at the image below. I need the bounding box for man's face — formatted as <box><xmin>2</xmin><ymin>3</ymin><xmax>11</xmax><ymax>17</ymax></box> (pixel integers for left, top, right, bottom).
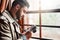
<box><xmin>16</xmin><ymin>6</ymin><xmax>28</xmax><ymax>19</ymax></box>
<box><xmin>20</xmin><ymin>6</ymin><xmax>28</xmax><ymax>16</ymax></box>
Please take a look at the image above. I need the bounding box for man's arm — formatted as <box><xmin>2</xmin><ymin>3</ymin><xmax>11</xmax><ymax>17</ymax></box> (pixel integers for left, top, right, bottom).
<box><xmin>0</xmin><ymin>19</ymin><xmax>12</xmax><ymax>40</ymax></box>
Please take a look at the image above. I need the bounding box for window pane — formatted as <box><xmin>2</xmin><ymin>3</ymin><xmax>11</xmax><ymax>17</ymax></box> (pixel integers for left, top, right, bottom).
<box><xmin>41</xmin><ymin>13</ymin><xmax>60</xmax><ymax>26</ymax></box>
<box><xmin>32</xmin><ymin>27</ymin><xmax>40</xmax><ymax>38</ymax></box>
<box><xmin>41</xmin><ymin>0</ymin><xmax>60</xmax><ymax>10</ymax></box>
<box><xmin>28</xmin><ymin>13</ymin><xmax>39</xmax><ymax>25</ymax></box>
<box><xmin>42</xmin><ymin>27</ymin><xmax>60</xmax><ymax>40</ymax></box>
<box><xmin>28</xmin><ymin>13</ymin><xmax>39</xmax><ymax>37</ymax></box>
<box><xmin>42</xmin><ymin>13</ymin><xmax>60</xmax><ymax>40</ymax></box>
<box><xmin>27</xmin><ymin>0</ymin><xmax>40</xmax><ymax>11</ymax></box>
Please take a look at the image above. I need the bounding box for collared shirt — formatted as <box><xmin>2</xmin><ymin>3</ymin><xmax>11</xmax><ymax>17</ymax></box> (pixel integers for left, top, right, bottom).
<box><xmin>0</xmin><ymin>10</ymin><xmax>21</xmax><ymax>40</ymax></box>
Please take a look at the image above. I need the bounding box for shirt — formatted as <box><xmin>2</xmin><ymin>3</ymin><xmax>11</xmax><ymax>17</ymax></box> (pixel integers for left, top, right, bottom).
<box><xmin>0</xmin><ymin>10</ymin><xmax>21</xmax><ymax>40</ymax></box>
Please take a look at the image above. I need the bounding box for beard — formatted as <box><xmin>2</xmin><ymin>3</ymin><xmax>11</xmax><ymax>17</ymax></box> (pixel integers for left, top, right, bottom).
<box><xmin>16</xmin><ymin>11</ymin><xmax>20</xmax><ymax>20</ymax></box>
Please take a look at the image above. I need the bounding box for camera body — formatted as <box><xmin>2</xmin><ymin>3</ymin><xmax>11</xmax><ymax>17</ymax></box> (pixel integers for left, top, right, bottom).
<box><xmin>31</xmin><ymin>25</ymin><xmax>36</xmax><ymax>33</ymax></box>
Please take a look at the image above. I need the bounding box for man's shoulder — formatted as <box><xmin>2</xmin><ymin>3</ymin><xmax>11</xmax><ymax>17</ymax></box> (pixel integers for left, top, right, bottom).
<box><xmin>2</xmin><ymin>10</ymin><xmax>14</xmax><ymax>23</ymax></box>
<box><xmin>0</xmin><ymin>10</ymin><xmax>12</xmax><ymax>23</ymax></box>
<box><xmin>0</xmin><ymin>14</ymin><xmax>9</xmax><ymax>25</ymax></box>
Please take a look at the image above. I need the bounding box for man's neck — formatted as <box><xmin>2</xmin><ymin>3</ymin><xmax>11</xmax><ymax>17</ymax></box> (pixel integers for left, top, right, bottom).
<box><xmin>10</xmin><ymin>8</ymin><xmax>16</xmax><ymax>19</ymax></box>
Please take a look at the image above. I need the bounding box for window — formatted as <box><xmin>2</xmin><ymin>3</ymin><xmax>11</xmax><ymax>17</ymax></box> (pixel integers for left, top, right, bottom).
<box><xmin>41</xmin><ymin>0</ymin><xmax>60</xmax><ymax>40</ymax></box>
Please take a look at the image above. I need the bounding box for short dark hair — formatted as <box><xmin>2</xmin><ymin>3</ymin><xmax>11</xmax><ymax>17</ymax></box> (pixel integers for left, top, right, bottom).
<box><xmin>12</xmin><ymin>0</ymin><xmax>29</xmax><ymax>8</ymax></box>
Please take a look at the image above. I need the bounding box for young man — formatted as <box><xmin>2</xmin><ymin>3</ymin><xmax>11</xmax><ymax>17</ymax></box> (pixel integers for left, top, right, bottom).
<box><xmin>0</xmin><ymin>0</ymin><xmax>29</xmax><ymax>40</ymax></box>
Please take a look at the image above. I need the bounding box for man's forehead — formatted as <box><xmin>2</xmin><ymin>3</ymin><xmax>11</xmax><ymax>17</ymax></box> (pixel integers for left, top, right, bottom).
<box><xmin>22</xmin><ymin>6</ymin><xmax>28</xmax><ymax>11</ymax></box>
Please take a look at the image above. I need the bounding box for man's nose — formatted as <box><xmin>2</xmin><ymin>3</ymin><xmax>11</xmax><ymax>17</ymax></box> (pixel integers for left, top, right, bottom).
<box><xmin>21</xmin><ymin>12</ymin><xmax>25</xmax><ymax>16</ymax></box>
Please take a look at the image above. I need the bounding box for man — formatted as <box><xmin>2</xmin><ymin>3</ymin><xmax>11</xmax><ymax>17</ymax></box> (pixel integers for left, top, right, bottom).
<box><xmin>0</xmin><ymin>0</ymin><xmax>29</xmax><ymax>40</ymax></box>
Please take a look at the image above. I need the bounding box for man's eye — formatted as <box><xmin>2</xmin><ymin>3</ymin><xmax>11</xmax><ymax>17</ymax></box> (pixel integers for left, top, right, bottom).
<box><xmin>24</xmin><ymin>11</ymin><xmax>26</xmax><ymax>13</ymax></box>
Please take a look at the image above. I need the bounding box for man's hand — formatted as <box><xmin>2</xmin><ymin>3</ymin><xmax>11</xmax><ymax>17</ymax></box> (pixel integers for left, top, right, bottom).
<box><xmin>21</xmin><ymin>31</ymin><xmax>32</xmax><ymax>39</ymax></box>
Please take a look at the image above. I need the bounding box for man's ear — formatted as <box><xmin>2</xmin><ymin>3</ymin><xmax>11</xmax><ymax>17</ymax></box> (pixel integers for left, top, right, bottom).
<box><xmin>15</xmin><ymin>4</ymin><xmax>20</xmax><ymax>10</ymax></box>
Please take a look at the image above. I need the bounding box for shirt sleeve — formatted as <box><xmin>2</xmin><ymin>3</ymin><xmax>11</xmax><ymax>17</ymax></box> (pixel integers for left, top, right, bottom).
<box><xmin>0</xmin><ymin>20</ymin><xmax>12</xmax><ymax>40</ymax></box>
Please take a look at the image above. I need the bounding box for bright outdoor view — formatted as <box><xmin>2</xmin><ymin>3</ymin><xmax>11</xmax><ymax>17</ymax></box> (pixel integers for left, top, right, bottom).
<box><xmin>41</xmin><ymin>0</ymin><xmax>60</xmax><ymax>40</ymax></box>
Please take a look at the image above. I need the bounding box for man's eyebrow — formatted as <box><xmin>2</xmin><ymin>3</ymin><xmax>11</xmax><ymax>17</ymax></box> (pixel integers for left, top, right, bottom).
<box><xmin>24</xmin><ymin>9</ymin><xmax>27</xmax><ymax>12</ymax></box>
